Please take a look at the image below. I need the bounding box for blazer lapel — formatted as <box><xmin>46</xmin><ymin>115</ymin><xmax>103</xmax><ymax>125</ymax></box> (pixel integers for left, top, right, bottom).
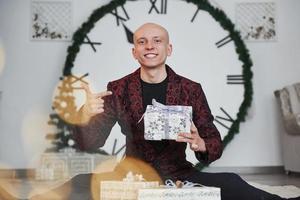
<box><xmin>166</xmin><ymin>66</ymin><xmax>181</xmax><ymax>105</ymax></box>
<box><xmin>127</xmin><ymin>68</ymin><xmax>144</xmax><ymax>124</ymax></box>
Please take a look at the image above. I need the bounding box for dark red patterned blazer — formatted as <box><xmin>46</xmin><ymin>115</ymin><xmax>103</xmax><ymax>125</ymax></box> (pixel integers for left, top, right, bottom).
<box><xmin>74</xmin><ymin>66</ymin><xmax>222</xmax><ymax>180</ymax></box>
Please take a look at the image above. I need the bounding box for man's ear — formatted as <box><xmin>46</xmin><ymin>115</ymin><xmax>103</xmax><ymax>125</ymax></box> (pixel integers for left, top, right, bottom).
<box><xmin>167</xmin><ymin>44</ymin><xmax>173</xmax><ymax>56</ymax></box>
<box><xmin>132</xmin><ymin>47</ymin><xmax>137</xmax><ymax>59</ymax></box>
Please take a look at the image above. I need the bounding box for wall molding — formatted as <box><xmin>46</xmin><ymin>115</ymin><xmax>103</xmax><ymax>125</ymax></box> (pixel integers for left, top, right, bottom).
<box><xmin>203</xmin><ymin>166</ymin><xmax>285</xmax><ymax>174</ymax></box>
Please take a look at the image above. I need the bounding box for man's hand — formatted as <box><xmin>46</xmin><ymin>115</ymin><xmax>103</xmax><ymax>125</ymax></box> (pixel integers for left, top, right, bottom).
<box><xmin>176</xmin><ymin>122</ymin><xmax>207</xmax><ymax>152</ymax></box>
<box><xmin>81</xmin><ymin>83</ymin><xmax>112</xmax><ymax>124</ymax></box>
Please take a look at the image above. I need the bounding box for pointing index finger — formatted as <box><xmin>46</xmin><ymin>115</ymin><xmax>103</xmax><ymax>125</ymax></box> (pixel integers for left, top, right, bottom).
<box><xmin>98</xmin><ymin>90</ymin><xmax>113</xmax><ymax>98</ymax></box>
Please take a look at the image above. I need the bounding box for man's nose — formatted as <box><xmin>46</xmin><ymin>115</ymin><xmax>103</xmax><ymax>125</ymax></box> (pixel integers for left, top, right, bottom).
<box><xmin>145</xmin><ymin>41</ymin><xmax>154</xmax><ymax>49</ymax></box>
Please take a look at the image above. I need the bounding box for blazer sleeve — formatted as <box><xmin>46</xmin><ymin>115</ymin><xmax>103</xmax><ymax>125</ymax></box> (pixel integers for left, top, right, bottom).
<box><xmin>73</xmin><ymin>82</ymin><xmax>117</xmax><ymax>151</ymax></box>
<box><xmin>191</xmin><ymin>83</ymin><xmax>223</xmax><ymax>164</ymax></box>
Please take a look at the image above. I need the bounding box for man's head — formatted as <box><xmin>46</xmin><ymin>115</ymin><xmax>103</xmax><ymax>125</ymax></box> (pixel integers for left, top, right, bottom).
<box><xmin>132</xmin><ymin>23</ymin><xmax>172</xmax><ymax>70</ymax></box>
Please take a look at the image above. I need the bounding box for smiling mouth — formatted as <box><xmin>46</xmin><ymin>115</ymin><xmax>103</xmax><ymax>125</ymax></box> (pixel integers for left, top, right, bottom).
<box><xmin>144</xmin><ymin>53</ymin><xmax>158</xmax><ymax>58</ymax></box>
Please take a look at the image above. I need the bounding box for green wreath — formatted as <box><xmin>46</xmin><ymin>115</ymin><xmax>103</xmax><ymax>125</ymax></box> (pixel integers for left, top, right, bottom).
<box><xmin>61</xmin><ymin>0</ymin><xmax>253</xmax><ymax>170</ymax></box>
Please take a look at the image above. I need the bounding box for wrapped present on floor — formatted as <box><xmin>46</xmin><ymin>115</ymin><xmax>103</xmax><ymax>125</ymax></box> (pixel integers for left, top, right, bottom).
<box><xmin>138</xmin><ymin>180</ymin><xmax>221</xmax><ymax>200</ymax></box>
<box><xmin>143</xmin><ymin>99</ymin><xmax>192</xmax><ymax>140</ymax></box>
<box><xmin>100</xmin><ymin>171</ymin><xmax>159</xmax><ymax>200</ymax></box>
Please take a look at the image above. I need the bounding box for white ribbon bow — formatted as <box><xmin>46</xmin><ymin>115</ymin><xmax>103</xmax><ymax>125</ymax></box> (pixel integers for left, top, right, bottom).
<box><xmin>164</xmin><ymin>179</ymin><xmax>204</xmax><ymax>188</ymax></box>
<box><xmin>137</xmin><ymin>99</ymin><xmax>191</xmax><ymax>124</ymax></box>
<box><xmin>123</xmin><ymin>171</ymin><xmax>145</xmax><ymax>182</ymax></box>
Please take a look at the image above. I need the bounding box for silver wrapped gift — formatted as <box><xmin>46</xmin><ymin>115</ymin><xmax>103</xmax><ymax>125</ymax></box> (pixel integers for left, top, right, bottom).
<box><xmin>143</xmin><ymin>99</ymin><xmax>192</xmax><ymax>140</ymax></box>
<box><xmin>138</xmin><ymin>179</ymin><xmax>221</xmax><ymax>200</ymax></box>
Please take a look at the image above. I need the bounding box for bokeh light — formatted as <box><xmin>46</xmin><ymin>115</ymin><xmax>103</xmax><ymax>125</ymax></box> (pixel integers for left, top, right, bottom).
<box><xmin>0</xmin><ymin>163</ymin><xmax>17</xmax><ymax>200</ymax></box>
<box><xmin>92</xmin><ymin>156</ymin><xmax>118</xmax><ymax>174</ymax></box>
<box><xmin>26</xmin><ymin>149</ymin><xmax>72</xmax><ymax>199</ymax></box>
<box><xmin>51</xmin><ymin>75</ymin><xmax>89</xmax><ymax>125</ymax></box>
<box><xmin>21</xmin><ymin>106</ymin><xmax>54</xmax><ymax>162</ymax></box>
<box><xmin>0</xmin><ymin>181</ymin><xmax>17</xmax><ymax>200</ymax></box>
<box><xmin>20</xmin><ymin>107</ymin><xmax>72</xmax><ymax>198</ymax></box>
<box><xmin>29</xmin><ymin>178</ymin><xmax>71</xmax><ymax>200</ymax></box>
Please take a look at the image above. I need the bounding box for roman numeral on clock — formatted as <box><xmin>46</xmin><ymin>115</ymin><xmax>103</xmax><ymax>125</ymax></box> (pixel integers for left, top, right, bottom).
<box><xmin>123</xmin><ymin>24</ymin><xmax>134</xmax><ymax>44</ymax></box>
<box><xmin>83</xmin><ymin>36</ymin><xmax>102</xmax><ymax>52</ymax></box>
<box><xmin>214</xmin><ymin>107</ymin><xmax>234</xmax><ymax>130</ymax></box>
<box><xmin>148</xmin><ymin>0</ymin><xmax>167</xmax><ymax>14</ymax></box>
<box><xmin>191</xmin><ymin>7</ymin><xmax>200</xmax><ymax>22</ymax></box>
<box><xmin>227</xmin><ymin>74</ymin><xmax>244</xmax><ymax>85</ymax></box>
<box><xmin>70</xmin><ymin>73</ymin><xmax>89</xmax><ymax>89</ymax></box>
<box><xmin>110</xmin><ymin>5</ymin><xmax>130</xmax><ymax>26</ymax></box>
<box><xmin>59</xmin><ymin>73</ymin><xmax>89</xmax><ymax>90</ymax></box>
<box><xmin>112</xmin><ymin>139</ymin><xmax>126</xmax><ymax>156</ymax></box>
<box><xmin>215</xmin><ymin>35</ymin><xmax>233</xmax><ymax>48</ymax></box>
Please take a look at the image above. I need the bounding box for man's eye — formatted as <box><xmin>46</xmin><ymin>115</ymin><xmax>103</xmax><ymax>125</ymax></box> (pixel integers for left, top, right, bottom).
<box><xmin>154</xmin><ymin>39</ymin><xmax>161</xmax><ymax>43</ymax></box>
<box><xmin>138</xmin><ymin>40</ymin><xmax>145</xmax><ymax>44</ymax></box>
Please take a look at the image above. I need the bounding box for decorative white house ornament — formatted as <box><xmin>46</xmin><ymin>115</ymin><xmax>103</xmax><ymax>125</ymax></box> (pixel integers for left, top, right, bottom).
<box><xmin>36</xmin><ymin>148</ymin><xmax>116</xmax><ymax>180</ymax></box>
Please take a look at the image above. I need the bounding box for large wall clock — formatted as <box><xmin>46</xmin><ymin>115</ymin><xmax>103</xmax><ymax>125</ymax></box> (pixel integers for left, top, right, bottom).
<box><xmin>55</xmin><ymin>0</ymin><xmax>253</xmax><ymax>168</ymax></box>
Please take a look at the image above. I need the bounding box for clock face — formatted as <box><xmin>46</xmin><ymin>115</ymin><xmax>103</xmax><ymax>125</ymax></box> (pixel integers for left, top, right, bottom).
<box><xmin>57</xmin><ymin>0</ymin><xmax>252</xmax><ymax>164</ymax></box>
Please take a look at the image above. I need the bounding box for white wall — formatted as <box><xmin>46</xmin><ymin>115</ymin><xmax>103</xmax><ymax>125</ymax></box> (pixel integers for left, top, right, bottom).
<box><xmin>0</xmin><ymin>0</ymin><xmax>299</xmax><ymax>168</ymax></box>
<box><xmin>212</xmin><ymin>0</ymin><xmax>300</xmax><ymax>167</ymax></box>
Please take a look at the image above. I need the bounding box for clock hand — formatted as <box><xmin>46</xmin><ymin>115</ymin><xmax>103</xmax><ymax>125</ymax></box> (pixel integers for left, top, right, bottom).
<box><xmin>122</xmin><ymin>23</ymin><xmax>133</xmax><ymax>44</ymax></box>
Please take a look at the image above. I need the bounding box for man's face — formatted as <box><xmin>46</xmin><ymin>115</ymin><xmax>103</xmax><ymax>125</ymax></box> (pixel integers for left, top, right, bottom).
<box><xmin>132</xmin><ymin>24</ymin><xmax>172</xmax><ymax>69</ymax></box>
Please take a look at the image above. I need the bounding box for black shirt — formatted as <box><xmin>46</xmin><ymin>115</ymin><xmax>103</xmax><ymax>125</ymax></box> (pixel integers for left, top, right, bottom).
<box><xmin>141</xmin><ymin>77</ymin><xmax>169</xmax><ymax>153</ymax></box>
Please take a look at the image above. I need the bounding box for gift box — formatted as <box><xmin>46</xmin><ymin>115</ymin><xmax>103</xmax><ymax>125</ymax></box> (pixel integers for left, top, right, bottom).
<box><xmin>138</xmin><ymin>187</ymin><xmax>220</xmax><ymax>200</ymax></box>
<box><xmin>100</xmin><ymin>172</ymin><xmax>159</xmax><ymax>200</ymax></box>
<box><xmin>138</xmin><ymin>180</ymin><xmax>221</xmax><ymax>200</ymax></box>
<box><xmin>143</xmin><ymin>99</ymin><xmax>192</xmax><ymax>140</ymax></box>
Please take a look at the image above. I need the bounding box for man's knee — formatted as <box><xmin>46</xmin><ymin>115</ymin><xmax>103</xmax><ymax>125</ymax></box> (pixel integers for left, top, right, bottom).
<box><xmin>221</xmin><ymin>172</ymin><xmax>243</xmax><ymax>184</ymax></box>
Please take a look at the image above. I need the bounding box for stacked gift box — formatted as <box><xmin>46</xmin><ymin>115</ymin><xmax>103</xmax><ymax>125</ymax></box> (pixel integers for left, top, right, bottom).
<box><xmin>138</xmin><ymin>187</ymin><xmax>221</xmax><ymax>200</ymax></box>
<box><xmin>100</xmin><ymin>172</ymin><xmax>221</xmax><ymax>200</ymax></box>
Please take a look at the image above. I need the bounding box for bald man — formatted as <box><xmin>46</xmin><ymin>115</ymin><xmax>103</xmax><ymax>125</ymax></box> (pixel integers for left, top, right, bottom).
<box><xmin>31</xmin><ymin>23</ymin><xmax>298</xmax><ymax>200</ymax></box>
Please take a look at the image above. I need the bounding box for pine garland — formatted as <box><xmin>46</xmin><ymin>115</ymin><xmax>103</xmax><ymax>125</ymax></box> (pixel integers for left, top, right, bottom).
<box><xmin>61</xmin><ymin>0</ymin><xmax>253</xmax><ymax>171</ymax></box>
